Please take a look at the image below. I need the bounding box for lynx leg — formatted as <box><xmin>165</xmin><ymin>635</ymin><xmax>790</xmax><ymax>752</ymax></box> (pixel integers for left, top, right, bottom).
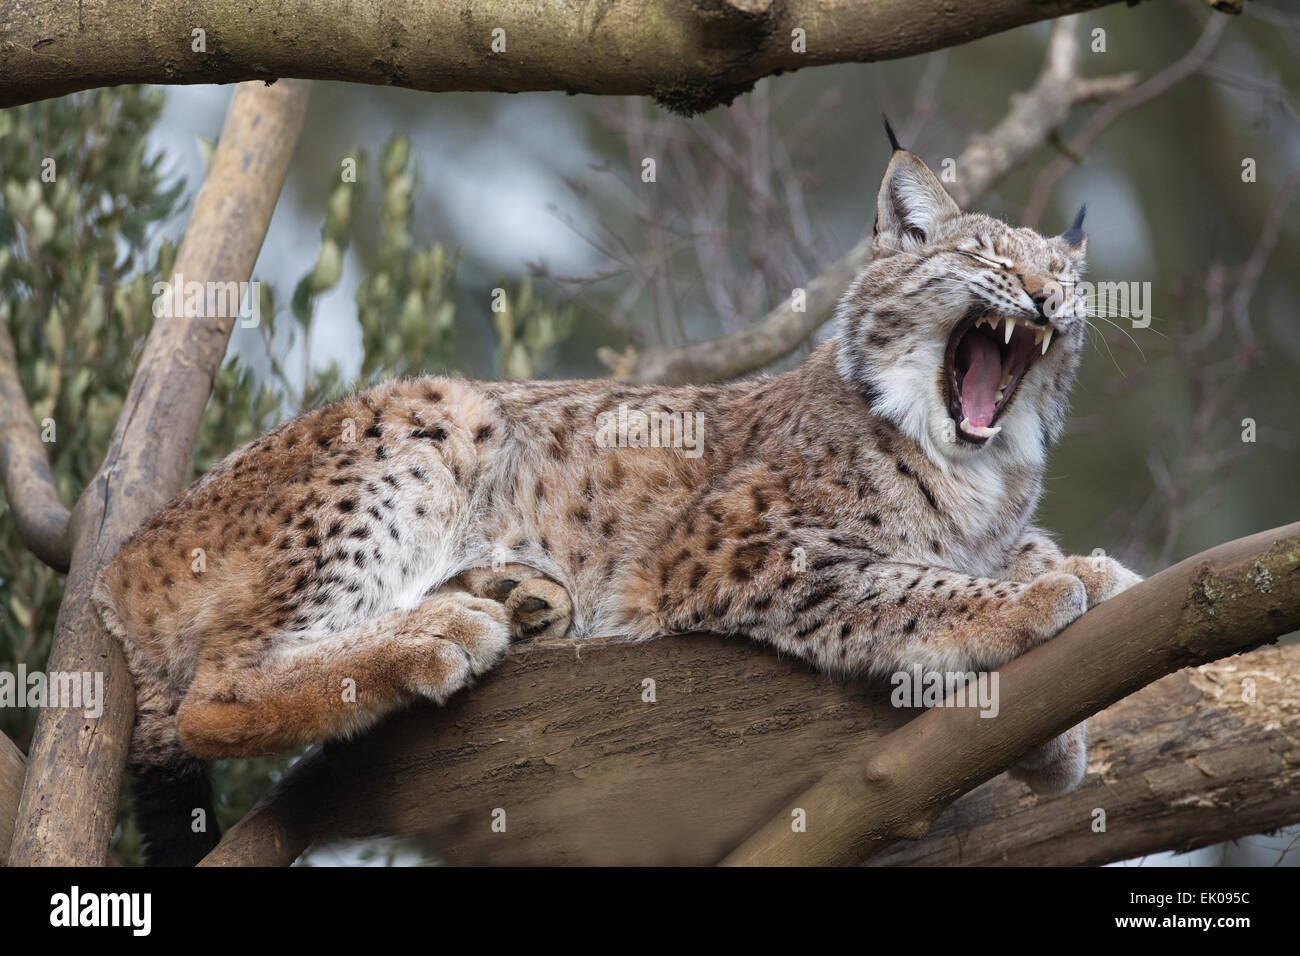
<box><xmin>1001</xmin><ymin>529</ymin><xmax>1123</xmax><ymax>796</ymax></box>
<box><xmin>176</xmin><ymin>591</ymin><xmax>509</xmax><ymax>760</ymax></box>
<box><xmin>453</xmin><ymin>563</ymin><xmax>573</xmax><ymax>641</ymax></box>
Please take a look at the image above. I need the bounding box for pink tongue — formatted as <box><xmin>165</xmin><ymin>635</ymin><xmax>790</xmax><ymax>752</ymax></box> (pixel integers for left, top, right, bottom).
<box><xmin>957</xmin><ymin>334</ymin><xmax>1002</xmax><ymax>428</ymax></box>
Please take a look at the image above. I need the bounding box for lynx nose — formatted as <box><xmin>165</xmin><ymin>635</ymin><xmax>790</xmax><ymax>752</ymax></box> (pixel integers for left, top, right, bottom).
<box><xmin>1030</xmin><ymin>288</ymin><xmax>1053</xmax><ymax>323</ymax></box>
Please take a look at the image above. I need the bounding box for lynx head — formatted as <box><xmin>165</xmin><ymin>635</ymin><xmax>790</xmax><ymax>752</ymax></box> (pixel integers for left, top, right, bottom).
<box><xmin>835</xmin><ymin>120</ymin><xmax>1089</xmax><ymax>471</ymax></box>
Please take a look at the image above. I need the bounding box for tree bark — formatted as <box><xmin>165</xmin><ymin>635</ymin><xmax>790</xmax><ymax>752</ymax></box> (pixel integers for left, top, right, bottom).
<box><xmin>6</xmin><ymin>79</ymin><xmax>310</xmax><ymax>866</ymax></box>
<box><xmin>0</xmin><ymin>0</ymin><xmax>1145</xmax><ymax>112</ymax></box>
<box><xmin>868</xmin><ymin>643</ymin><xmax>1300</xmax><ymax>866</ymax></box>
<box><xmin>0</xmin><ymin>319</ymin><xmax>70</xmax><ymax>571</ymax></box>
<box><xmin>0</xmin><ymin>731</ymin><xmax>23</xmax><ymax>866</ymax></box>
<box><xmin>199</xmin><ymin>521</ymin><xmax>1300</xmax><ymax>867</ymax></box>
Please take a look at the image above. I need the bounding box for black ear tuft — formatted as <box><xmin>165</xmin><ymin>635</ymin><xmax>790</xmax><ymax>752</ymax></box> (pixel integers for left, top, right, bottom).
<box><xmin>882</xmin><ymin>113</ymin><xmax>903</xmax><ymax>153</ymax></box>
<box><xmin>1061</xmin><ymin>202</ymin><xmax>1087</xmax><ymax>248</ymax></box>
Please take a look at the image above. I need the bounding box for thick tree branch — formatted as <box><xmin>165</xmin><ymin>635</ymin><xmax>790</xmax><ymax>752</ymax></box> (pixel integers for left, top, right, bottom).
<box><xmin>198</xmin><ymin>522</ymin><xmax>1299</xmax><ymax>867</ymax></box>
<box><xmin>599</xmin><ymin>14</ymin><xmax>1138</xmax><ymax>384</ymax></box>
<box><xmin>0</xmin><ymin>318</ymin><xmax>70</xmax><ymax>571</ymax></box>
<box><xmin>723</xmin><ymin>521</ymin><xmax>1300</xmax><ymax>865</ymax></box>
<box><xmin>6</xmin><ymin>79</ymin><xmax>310</xmax><ymax>867</ymax></box>
<box><xmin>868</xmin><ymin>643</ymin><xmax>1300</xmax><ymax>866</ymax></box>
<box><xmin>0</xmin><ymin>0</ymin><xmax>1148</xmax><ymax>112</ymax></box>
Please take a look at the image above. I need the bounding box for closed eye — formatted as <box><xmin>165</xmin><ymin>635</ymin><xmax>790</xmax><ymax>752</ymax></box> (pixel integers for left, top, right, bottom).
<box><xmin>960</xmin><ymin>251</ymin><xmax>1010</xmax><ymax>270</ymax></box>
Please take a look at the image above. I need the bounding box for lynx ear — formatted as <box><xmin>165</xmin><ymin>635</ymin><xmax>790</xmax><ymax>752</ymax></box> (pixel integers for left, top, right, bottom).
<box><xmin>873</xmin><ymin>150</ymin><xmax>961</xmax><ymax>255</ymax></box>
<box><xmin>1058</xmin><ymin>202</ymin><xmax>1087</xmax><ymax>252</ymax></box>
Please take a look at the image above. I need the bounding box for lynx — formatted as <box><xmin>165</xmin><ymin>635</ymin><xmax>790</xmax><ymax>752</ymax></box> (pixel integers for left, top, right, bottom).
<box><xmin>95</xmin><ymin>124</ymin><xmax>1141</xmax><ymax>864</ymax></box>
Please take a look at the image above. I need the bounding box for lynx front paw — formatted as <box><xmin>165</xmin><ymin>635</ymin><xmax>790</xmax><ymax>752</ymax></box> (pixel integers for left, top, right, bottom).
<box><xmin>1057</xmin><ymin>554</ymin><xmax>1143</xmax><ymax>609</ymax></box>
<box><xmin>404</xmin><ymin>592</ymin><xmax>511</xmax><ymax>703</ymax></box>
<box><xmin>1012</xmin><ymin>571</ymin><xmax>1088</xmax><ymax>647</ymax></box>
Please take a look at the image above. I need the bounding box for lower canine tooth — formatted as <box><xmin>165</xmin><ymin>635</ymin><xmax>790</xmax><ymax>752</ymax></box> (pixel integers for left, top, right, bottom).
<box><xmin>959</xmin><ymin>417</ymin><xmax>1002</xmax><ymax>439</ymax></box>
<box><xmin>995</xmin><ymin>389</ymin><xmax>1005</xmax><ymax>403</ymax></box>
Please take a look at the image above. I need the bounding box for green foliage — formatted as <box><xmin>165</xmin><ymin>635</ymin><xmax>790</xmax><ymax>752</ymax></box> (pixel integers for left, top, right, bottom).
<box><xmin>0</xmin><ymin>87</ymin><xmax>180</xmax><ymax>748</ymax></box>
<box><xmin>492</xmin><ymin>278</ymin><xmax>578</xmax><ymax>380</ymax></box>
<box><xmin>354</xmin><ymin>136</ymin><xmax>457</xmax><ymax>385</ymax></box>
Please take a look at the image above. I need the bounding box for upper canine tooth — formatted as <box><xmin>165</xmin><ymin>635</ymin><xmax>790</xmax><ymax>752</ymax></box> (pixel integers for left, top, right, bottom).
<box><xmin>1041</xmin><ymin>327</ymin><xmax>1053</xmax><ymax>354</ymax></box>
<box><xmin>1034</xmin><ymin>329</ymin><xmax>1045</xmax><ymax>346</ymax></box>
<box><xmin>1004</xmin><ymin>317</ymin><xmax>1014</xmax><ymax>344</ymax></box>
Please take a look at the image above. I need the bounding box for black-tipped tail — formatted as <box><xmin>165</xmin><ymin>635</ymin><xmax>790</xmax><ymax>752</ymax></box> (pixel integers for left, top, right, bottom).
<box><xmin>131</xmin><ymin>758</ymin><xmax>220</xmax><ymax>866</ymax></box>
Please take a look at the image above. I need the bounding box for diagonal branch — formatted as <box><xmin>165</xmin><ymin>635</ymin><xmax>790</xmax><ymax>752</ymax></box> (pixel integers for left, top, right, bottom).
<box><xmin>6</xmin><ymin>79</ymin><xmax>311</xmax><ymax>867</ymax></box>
<box><xmin>722</xmin><ymin>521</ymin><xmax>1300</xmax><ymax>865</ymax></box>
<box><xmin>600</xmin><ymin>14</ymin><xmax>1138</xmax><ymax>385</ymax></box>
<box><xmin>867</xmin><ymin>642</ymin><xmax>1300</xmax><ymax>866</ymax></box>
<box><xmin>0</xmin><ymin>318</ymin><xmax>71</xmax><ymax>571</ymax></box>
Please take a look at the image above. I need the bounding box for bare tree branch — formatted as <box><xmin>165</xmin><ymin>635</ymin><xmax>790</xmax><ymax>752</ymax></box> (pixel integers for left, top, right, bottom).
<box><xmin>0</xmin><ymin>319</ymin><xmax>70</xmax><ymax>571</ymax></box>
<box><xmin>6</xmin><ymin>79</ymin><xmax>311</xmax><ymax>867</ymax></box>
<box><xmin>1022</xmin><ymin>14</ymin><xmax>1229</xmax><ymax>227</ymax></box>
<box><xmin>0</xmin><ymin>0</ymin><xmax>1172</xmax><ymax>112</ymax></box>
<box><xmin>600</xmin><ymin>14</ymin><xmax>1138</xmax><ymax>384</ymax></box>
<box><xmin>869</xmin><ymin>643</ymin><xmax>1300</xmax><ymax>866</ymax></box>
<box><xmin>0</xmin><ymin>730</ymin><xmax>23</xmax><ymax>866</ymax></box>
<box><xmin>723</xmin><ymin>521</ymin><xmax>1300</xmax><ymax>865</ymax></box>
<box><xmin>196</xmin><ymin>522</ymin><xmax>1299</xmax><ymax>867</ymax></box>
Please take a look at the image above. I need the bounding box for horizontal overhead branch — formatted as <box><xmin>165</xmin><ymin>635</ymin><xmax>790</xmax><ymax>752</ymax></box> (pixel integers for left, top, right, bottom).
<box><xmin>0</xmin><ymin>0</ymin><xmax>1140</xmax><ymax>112</ymax></box>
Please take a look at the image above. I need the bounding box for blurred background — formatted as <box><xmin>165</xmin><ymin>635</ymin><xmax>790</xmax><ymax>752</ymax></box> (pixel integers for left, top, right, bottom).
<box><xmin>1</xmin><ymin>0</ymin><xmax>1297</xmax><ymax>864</ymax></box>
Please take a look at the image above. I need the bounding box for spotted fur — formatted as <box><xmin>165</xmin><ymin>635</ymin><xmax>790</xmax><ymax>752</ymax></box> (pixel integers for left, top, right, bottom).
<box><xmin>96</xmin><ymin>143</ymin><xmax>1139</xmax><ymax>863</ymax></box>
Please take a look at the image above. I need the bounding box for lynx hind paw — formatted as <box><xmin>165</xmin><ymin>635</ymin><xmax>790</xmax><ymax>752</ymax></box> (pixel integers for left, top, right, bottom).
<box><xmin>1016</xmin><ymin>572</ymin><xmax>1088</xmax><ymax>645</ymax></box>
<box><xmin>505</xmin><ymin>577</ymin><xmax>572</xmax><ymax>642</ymax></box>
<box><xmin>1009</xmin><ymin>722</ymin><xmax>1087</xmax><ymax>797</ymax></box>
<box><xmin>1057</xmin><ymin>554</ymin><xmax>1143</xmax><ymax>609</ymax></box>
<box><xmin>455</xmin><ymin>563</ymin><xmax>545</xmax><ymax>602</ymax></box>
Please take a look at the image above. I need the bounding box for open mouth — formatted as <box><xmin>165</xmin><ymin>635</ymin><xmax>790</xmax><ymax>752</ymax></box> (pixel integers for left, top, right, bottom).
<box><xmin>943</xmin><ymin>311</ymin><xmax>1056</xmax><ymax>444</ymax></box>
